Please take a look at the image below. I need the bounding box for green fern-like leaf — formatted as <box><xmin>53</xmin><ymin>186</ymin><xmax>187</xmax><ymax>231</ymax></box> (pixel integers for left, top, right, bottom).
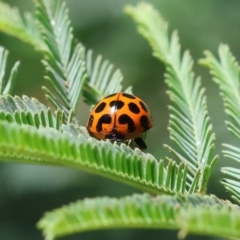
<box><xmin>0</xmin><ymin>120</ymin><xmax>194</xmax><ymax>196</ymax></box>
<box><xmin>0</xmin><ymin>46</ymin><xmax>20</xmax><ymax>94</ymax></box>
<box><xmin>35</xmin><ymin>0</ymin><xmax>87</xmax><ymax>114</ymax></box>
<box><xmin>200</xmin><ymin>44</ymin><xmax>240</xmax><ymax>138</ymax></box>
<box><xmin>83</xmin><ymin>50</ymin><xmax>127</xmax><ymax>105</ymax></box>
<box><xmin>200</xmin><ymin>45</ymin><xmax>240</xmax><ymax>203</ymax></box>
<box><xmin>0</xmin><ymin>2</ymin><xmax>45</xmax><ymax>50</ymax></box>
<box><xmin>37</xmin><ymin>193</ymin><xmax>240</xmax><ymax>240</ymax></box>
<box><xmin>0</xmin><ymin>1</ymin><xmax>129</xmax><ymax>107</ymax></box>
<box><xmin>0</xmin><ymin>95</ymin><xmax>66</xmax><ymax>129</ymax></box>
<box><xmin>221</xmin><ymin>144</ymin><xmax>240</xmax><ymax>204</ymax></box>
<box><xmin>125</xmin><ymin>3</ymin><xmax>218</xmax><ymax>193</ymax></box>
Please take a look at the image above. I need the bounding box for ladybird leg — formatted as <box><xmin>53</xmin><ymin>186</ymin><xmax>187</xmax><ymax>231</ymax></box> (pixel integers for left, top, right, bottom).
<box><xmin>134</xmin><ymin>137</ymin><xmax>147</xmax><ymax>150</ymax></box>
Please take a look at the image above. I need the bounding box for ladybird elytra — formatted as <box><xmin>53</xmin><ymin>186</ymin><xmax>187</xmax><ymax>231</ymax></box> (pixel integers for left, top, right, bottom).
<box><xmin>86</xmin><ymin>92</ymin><xmax>153</xmax><ymax>149</ymax></box>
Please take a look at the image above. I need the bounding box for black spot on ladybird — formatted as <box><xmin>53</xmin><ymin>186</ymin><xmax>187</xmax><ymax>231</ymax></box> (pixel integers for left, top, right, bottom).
<box><xmin>140</xmin><ymin>115</ymin><xmax>149</xmax><ymax>130</ymax></box>
<box><xmin>139</xmin><ymin>101</ymin><xmax>148</xmax><ymax>112</ymax></box>
<box><xmin>95</xmin><ymin>102</ymin><xmax>106</xmax><ymax>113</ymax></box>
<box><xmin>110</xmin><ymin>100</ymin><xmax>124</xmax><ymax>110</ymax></box>
<box><xmin>122</xmin><ymin>93</ymin><xmax>136</xmax><ymax>99</ymax></box>
<box><xmin>96</xmin><ymin>114</ymin><xmax>112</xmax><ymax>132</ymax></box>
<box><xmin>87</xmin><ymin>115</ymin><xmax>94</xmax><ymax>128</ymax></box>
<box><xmin>128</xmin><ymin>102</ymin><xmax>140</xmax><ymax>114</ymax></box>
<box><xmin>118</xmin><ymin>114</ymin><xmax>136</xmax><ymax>133</ymax></box>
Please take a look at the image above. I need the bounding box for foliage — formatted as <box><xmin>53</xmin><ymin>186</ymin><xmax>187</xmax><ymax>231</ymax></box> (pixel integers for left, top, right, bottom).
<box><xmin>0</xmin><ymin>1</ymin><xmax>44</xmax><ymax>50</ymax></box>
<box><xmin>0</xmin><ymin>119</ymin><xmax>190</xmax><ymax>195</ymax></box>
<box><xmin>125</xmin><ymin>3</ymin><xmax>218</xmax><ymax>194</ymax></box>
<box><xmin>200</xmin><ymin>45</ymin><xmax>240</xmax><ymax>205</ymax></box>
<box><xmin>35</xmin><ymin>0</ymin><xmax>87</xmax><ymax>114</ymax></box>
<box><xmin>0</xmin><ymin>95</ymin><xmax>65</xmax><ymax>129</ymax></box>
<box><xmin>38</xmin><ymin>193</ymin><xmax>240</xmax><ymax>240</ymax></box>
<box><xmin>0</xmin><ymin>46</ymin><xmax>19</xmax><ymax>94</ymax></box>
<box><xmin>0</xmin><ymin>0</ymin><xmax>239</xmax><ymax>240</ymax></box>
<box><xmin>83</xmin><ymin>49</ymin><xmax>128</xmax><ymax>106</ymax></box>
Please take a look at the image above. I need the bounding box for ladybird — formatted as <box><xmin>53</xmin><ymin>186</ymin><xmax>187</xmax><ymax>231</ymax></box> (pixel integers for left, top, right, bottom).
<box><xmin>86</xmin><ymin>92</ymin><xmax>153</xmax><ymax>150</ymax></box>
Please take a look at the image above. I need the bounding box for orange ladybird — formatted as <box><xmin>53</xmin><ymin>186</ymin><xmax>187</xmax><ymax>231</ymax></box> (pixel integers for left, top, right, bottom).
<box><xmin>86</xmin><ymin>92</ymin><xmax>153</xmax><ymax>150</ymax></box>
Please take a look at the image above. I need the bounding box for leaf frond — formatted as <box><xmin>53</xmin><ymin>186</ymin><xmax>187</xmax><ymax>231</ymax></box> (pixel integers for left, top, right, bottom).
<box><xmin>0</xmin><ymin>1</ymin><xmax>130</xmax><ymax>108</ymax></box>
<box><xmin>0</xmin><ymin>120</ymin><xmax>193</xmax><ymax>196</ymax></box>
<box><xmin>0</xmin><ymin>46</ymin><xmax>20</xmax><ymax>94</ymax></box>
<box><xmin>35</xmin><ymin>0</ymin><xmax>87</xmax><ymax>114</ymax></box>
<box><xmin>200</xmin><ymin>44</ymin><xmax>240</xmax><ymax>137</ymax></box>
<box><xmin>220</xmin><ymin>144</ymin><xmax>240</xmax><ymax>203</ymax></box>
<box><xmin>0</xmin><ymin>2</ymin><xmax>45</xmax><ymax>50</ymax></box>
<box><xmin>37</xmin><ymin>193</ymin><xmax>240</xmax><ymax>240</ymax></box>
<box><xmin>83</xmin><ymin>50</ymin><xmax>127</xmax><ymax>105</ymax></box>
<box><xmin>200</xmin><ymin>45</ymin><xmax>240</xmax><ymax>203</ymax></box>
<box><xmin>0</xmin><ymin>95</ymin><xmax>65</xmax><ymax>129</ymax></box>
<box><xmin>125</xmin><ymin>3</ymin><xmax>217</xmax><ymax>193</ymax></box>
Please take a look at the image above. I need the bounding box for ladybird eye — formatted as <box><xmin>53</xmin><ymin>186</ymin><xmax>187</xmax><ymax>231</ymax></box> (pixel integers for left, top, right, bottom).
<box><xmin>95</xmin><ymin>102</ymin><xmax>106</xmax><ymax>113</ymax></box>
<box><xmin>122</xmin><ymin>93</ymin><xmax>136</xmax><ymax>99</ymax></box>
<box><xmin>139</xmin><ymin>101</ymin><xmax>148</xmax><ymax>112</ymax></box>
<box><xmin>128</xmin><ymin>102</ymin><xmax>140</xmax><ymax>114</ymax></box>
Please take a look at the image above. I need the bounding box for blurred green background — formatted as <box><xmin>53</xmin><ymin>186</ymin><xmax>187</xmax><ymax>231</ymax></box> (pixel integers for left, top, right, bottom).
<box><xmin>0</xmin><ymin>0</ymin><xmax>239</xmax><ymax>239</ymax></box>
